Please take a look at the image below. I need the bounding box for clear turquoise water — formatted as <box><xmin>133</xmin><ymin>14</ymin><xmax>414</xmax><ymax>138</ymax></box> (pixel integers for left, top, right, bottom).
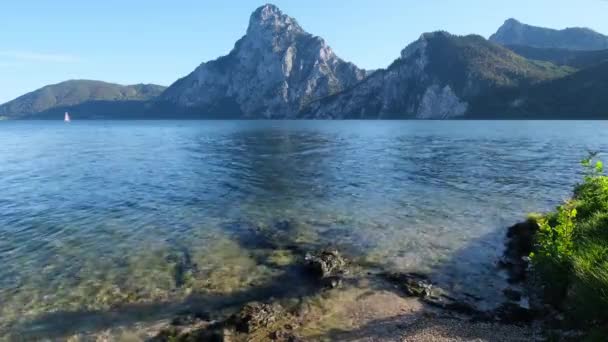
<box><xmin>1</xmin><ymin>120</ymin><xmax>607</xmax><ymax>337</ymax></box>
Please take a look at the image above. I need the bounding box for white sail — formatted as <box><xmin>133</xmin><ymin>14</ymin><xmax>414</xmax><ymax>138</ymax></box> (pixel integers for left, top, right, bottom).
<box><xmin>64</xmin><ymin>112</ymin><xmax>71</xmax><ymax>122</ymax></box>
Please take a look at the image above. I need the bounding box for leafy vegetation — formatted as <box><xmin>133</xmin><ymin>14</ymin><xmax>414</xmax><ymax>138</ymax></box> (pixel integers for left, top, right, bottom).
<box><xmin>470</xmin><ymin>60</ymin><xmax>608</xmax><ymax>119</ymax></box>
<box><xmin>424</xmin><ymin>33</ymin><xmax>573</xmax><ymax>92</ymax></box>
<box><xmin>0</xmin><ymin>80</ymin><xmax>166</xmax><ymax>119</ymax></box>
<box><xmin>530</xmin><ymin>153</ymin><xmax>608</xmax><ymax>328</ymax></box>
<box><xmin>504</xmin><ymin>44</ymin><xmax>608</xmax><ymax>69</ymax></box>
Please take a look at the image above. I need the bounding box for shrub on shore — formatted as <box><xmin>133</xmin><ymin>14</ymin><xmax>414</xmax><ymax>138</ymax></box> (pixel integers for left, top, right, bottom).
<box><xmin>530</xmin><ymin>153</ymin><xmax>608</xmax><ymax>327</ymax></box>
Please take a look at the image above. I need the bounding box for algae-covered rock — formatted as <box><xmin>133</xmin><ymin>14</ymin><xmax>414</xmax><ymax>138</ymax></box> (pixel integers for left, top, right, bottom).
<box><xmin>152</xmin><ymin>325</ymin><xmax>229</xmax><ymax>342</ymax></box>
<box><xmin>382</xmin><ymin>272</ymin><xmax>436</xmax><ymax>298</ymax></box>
<box><xmin>305</xmin><ymin>249</ymin><xmax>347</xmax><ymax>279</ymax></box>
<box><xmin>232</xmin><ymin>302</ymin><xmax>285</xmax><ymax>333</ymax></box>
<box><xmin>170</xmin><ymin>310</ymin><xmax>212</xmax><ymax>326</ymax></box>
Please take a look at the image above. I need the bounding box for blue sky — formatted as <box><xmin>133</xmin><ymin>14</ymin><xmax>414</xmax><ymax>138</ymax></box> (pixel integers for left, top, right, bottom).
<box><xmin>1</xmin><ymin>0</ymin><xmax>607</xmax><ymax>103</ymax></box>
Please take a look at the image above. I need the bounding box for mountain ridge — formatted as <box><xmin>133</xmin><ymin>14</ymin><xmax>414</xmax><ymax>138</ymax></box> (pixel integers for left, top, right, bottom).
<box><xmin>469</xmin><ymin>60</ymin><xmax>608</xmax><ymax>119</ymax></box>
<box><xmin>490</xmin><ymin>18</ymin><xmax>608</xmax><ymax>51</ymax></box>
<box><xmin>1</xmin><ymin>6</ymin><xmax>607</xmax><ymax>120</ymax></box>
<box><xmin>302</xmin><ymin>32</ymin><xmax>573</xmax><ymax>119</ymax></box>
<box><xmin>0</xmin><ymin>80</ymin><xmax>166</xmax><ymax>119</ymax></box>
<box><xmin>160</xmin><ymin>4</ymin><xmax>366</xmax><ymax>118</ymax></box>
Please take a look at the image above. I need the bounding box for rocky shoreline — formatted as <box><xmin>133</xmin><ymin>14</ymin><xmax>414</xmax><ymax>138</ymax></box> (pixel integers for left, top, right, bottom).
<box><xmin>5</xmin><ymin>218</ymin><xmax>548</xmax><ymax>341</ymax></box>
<box><xmin>145</xmin><ymin>230</ymin><xmax>541</xmax><ymax>342</ymax></box>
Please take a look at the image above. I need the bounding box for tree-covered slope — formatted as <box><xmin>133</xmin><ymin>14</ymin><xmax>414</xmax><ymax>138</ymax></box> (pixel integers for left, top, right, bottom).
<box><xmin>0</xmin><ymin>80</ymin><xmax>166</xmax><ymax>119</ymax></box>
<box><xmin>490</xmin><ymin>18</ymin><xmax>608</xmax><ymax>51</ymax></box>
<box><xmin>470</xmin><ymin>61</ymin><xmax>608</xmax><ymax>118</ymax></box>
<box><xmin>303</xmin><ymin>32</ymin><xmax>573</xmax><ymax>119</ymax></box>
<box><xmin>503</xmin><ymin>45</ymin><xmax>608</xmax><ymax>69</ymax></box>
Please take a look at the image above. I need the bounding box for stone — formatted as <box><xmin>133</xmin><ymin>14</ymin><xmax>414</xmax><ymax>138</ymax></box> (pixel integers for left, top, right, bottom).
<box><xmin>269</xmin><ymin>329</ymin><xmax>303</xmax><ymax>342</ymax></box>
<box><xmin>170</xmin><ymin>310</ymin><xmax>212</xmax><ymax>326</ymax></box>
<box><xmin>382</xmin><ymin>272</ymin><xmax>435</xmax><ymax>298</ymax></box>
<box><xmin>500</xmin><ymin>219</ymin><xmax>539</xmax><ymax>284</ymax></box>
<box><xmin>304</xmin><ymin>249</ymin><xmax>348</xmax><ymax>279</ymax></box>
<box><xmin>503</xmin><ymin>288</ymin><xmax>523</xmax><ymax>302</ymax></box>
<box><xmin>232</xmin><ymin>302</ymin><xmax>285</xmax><ymax>334</ymax></box>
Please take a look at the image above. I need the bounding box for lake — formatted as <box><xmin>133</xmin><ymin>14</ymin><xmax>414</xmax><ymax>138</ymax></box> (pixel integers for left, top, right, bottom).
<box><xmin>1</xmin><ymin>120</ymin><xmax>607</xmax><ymax>338</ymax></box>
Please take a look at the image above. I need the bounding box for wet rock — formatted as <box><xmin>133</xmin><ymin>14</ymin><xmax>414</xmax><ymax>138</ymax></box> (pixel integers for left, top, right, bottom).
<box><xmin>324</xmin><ymin>276</ymin><xmax>343</xmax><ymax>289</ymax></box>
<box><xmin>382</xmin><ymin>272</ymin><xmax>436</xmax><ymax>298</ymax></box>
<box><xmin>503</xmin><ymin>288</ymin><xmax>523</xmax><ymax>302</ymax></box>
<box><xmin>494</xmin><ymin>302</ymin><xmax>535</xmax><ymax>324</ymax></box>
<box><xmin>170</xmin><ymin>310</ymin><xmax>212</xmax><ymax>326</ymax></box>
<box><xmin>269</xmin><ymin>324</ymin><xmax>303</xmax><ymax>342</ymax></box>
<box><xmin>506</xmin><ymin>220</ymin><xmax>537</xmax><ymax>255</ymax></box>
<box><xmin>269</xmin><ymin>328</ymin><xmax>303</xmax><ymax>342</ymax></box>
<box><xmin>500</xmin><ymin>219</ymin><xmax>538</xmax><ymax>284</ymax></box>
<box><xmin>153</xmin><ymin>326</ymin><xmax>181</xmax><ymax>341</ymax></box>
<box><xmin>152</xmin><ymin>323</ymin><xmax>228</xmax><ymax>342</ymax></box>
<box><xmin>232</xmin><ymin>302</ymin><xmax>285</xmax><ymax>334</ymax></box>
<box><xmin>420</xmin><ymin>293</ymin><xmax>486</xmax><ymax>319</ymax></box>
<box><xmin>305</xmin><ymin>249</ymin><xmax>348</xmax><ymax>279</ymax></box>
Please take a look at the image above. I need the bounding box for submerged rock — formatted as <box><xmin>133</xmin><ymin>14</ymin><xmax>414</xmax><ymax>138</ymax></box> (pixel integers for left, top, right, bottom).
<box><xmin>153</xmin><ymin>302</ymin><xmax>297</xmax><ymax>341</ymax></box>
<box><xmin>305</xmin><ymin>249</ymin><xmax>347</xmax><ymax>278</ymax></box>
<box><xmin>382</xmin><ymin>272</ymin><xmax>490</xmax><ymax>319</ymax></box>
<box><xmin>382</xmin><ymin>272</ymin><xmax>436</xmax><ymax>298</ymax></box>
<box><xmin>232</xmin><ymin>302</ymin><xmax>286</xmax><ymax>334</ymax></box>
<box><xmin>151</xmin><ymin>321</ymin><xmax>225</xmax><ymax>342</ymax></box>
<box><xmin>270</xmin><ymin>330</ymin><xmax>303</xmax><ymax>342</ymax></box>
<box><xmin>170</xmin><ymin>310</ymin><xmax>212</xmax><ymax>326</ymax></box>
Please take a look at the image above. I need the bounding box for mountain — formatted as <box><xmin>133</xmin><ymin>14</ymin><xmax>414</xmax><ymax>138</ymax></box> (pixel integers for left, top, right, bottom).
<box><xmin>501</xmin><ymin>45</ymin><xmax>608</xmax><ymax>69</ymax></box>
<box><xmin>160</xmin><ymin>4</ymin><xmax>365</xmax><ymax>118</ymax></box>
<box><xmin>0</xmin><ymin>80</ymin><xmax>166</xmax><ymax>119</ymax></box>
<box><xmin>302</xmin><ymin>32</ymin><xmax>573</xmax><ymax>119</ymax></box>
<box><xmin>469</xmin><ymin>60</ymin><xmax>608</xmax><ymax>119</ymax></box>
<box><xmin>490</xmin><ymin>18</ymin><xmax>608</xmax><ymax>51</ymax></box>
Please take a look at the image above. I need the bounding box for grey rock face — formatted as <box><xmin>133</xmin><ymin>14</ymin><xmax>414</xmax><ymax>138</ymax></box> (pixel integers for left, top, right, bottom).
<box><xmin>304</xmin><ymin>31</ymin><xmax>570</xmax><ymax>119</ymax></box>
<box><xmin>417</xmin><ymin>85</ymin><xmax>467</xmax><ymax>119</ymax></box>
<box><xmin>303</xmin><ymin>32</ymin><xmax>467</xmax><ymax>119</ymax></box>
<box><xmin>161</xmin><ymin>4</ymin><xmax>365</xmax><ymax>118</ymax></box>
<box><xmin>490</xmin><ymin>18</ymin><xmax>608</xmax><ymax>51</ymax></box>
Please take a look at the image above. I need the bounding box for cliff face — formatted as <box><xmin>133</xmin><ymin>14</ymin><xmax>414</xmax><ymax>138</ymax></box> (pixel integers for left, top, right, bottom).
<box><xmin>160</xmin><ymin>4</ymin><xmax>365</xmax><ymax>118</ymax></box>
<box><xmin>303</xmin><ymin>32</ymin><xmax>571</xmax><ymax>119</ymax></box>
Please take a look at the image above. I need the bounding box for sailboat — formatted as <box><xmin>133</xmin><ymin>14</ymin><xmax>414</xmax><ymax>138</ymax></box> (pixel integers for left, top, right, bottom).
<box><xmin>64</xmin><ymin>112</ymin><xmax>71</xmax><ymax>122</ymax></box>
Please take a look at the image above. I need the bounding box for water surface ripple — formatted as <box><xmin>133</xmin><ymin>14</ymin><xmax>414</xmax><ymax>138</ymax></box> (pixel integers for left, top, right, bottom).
<box><xmin>1</xmin><ymin>120</ymin><xmax>607</xmax><ymax>335</ymax></box>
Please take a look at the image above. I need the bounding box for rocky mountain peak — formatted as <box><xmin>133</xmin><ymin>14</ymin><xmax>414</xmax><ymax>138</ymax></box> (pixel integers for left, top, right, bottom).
<box><xmin>503</xmin><ymin>18</ymin><xmax>522</xmax><ymax>27</ymax></box>
<box><xmin>161</xmin><ymin>3</ymin><xmax>365</xmax><ymax>118</ymax></box>
<box><xmin>247</xmin><ymin>4</ymin><xmax>303</xmax><ymax>37</ymax></box>
<box><xmin>400</xmin><ymin>31</ymin><xmax>451</xmax><ymax>60</ymax></box>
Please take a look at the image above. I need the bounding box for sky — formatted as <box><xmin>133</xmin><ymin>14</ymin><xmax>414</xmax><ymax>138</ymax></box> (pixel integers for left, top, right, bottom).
<box><xmin>1</xmin><ymin>0</ymin><xmax>607</xmax><ymax>103</ymax></box>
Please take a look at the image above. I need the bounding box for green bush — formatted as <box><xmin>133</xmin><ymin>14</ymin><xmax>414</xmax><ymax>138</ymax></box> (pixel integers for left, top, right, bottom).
<box><xmin>530</xmin><ymin>153</ymin><xmax>608</xmax><ymax>324</ymax></box>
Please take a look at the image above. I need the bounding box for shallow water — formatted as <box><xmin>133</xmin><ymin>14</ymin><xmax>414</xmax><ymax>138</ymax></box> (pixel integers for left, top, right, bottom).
<box><xmin>1</xmin><ymin>120</ymin><xmax>607</xmax><ymax>337</ymax></box>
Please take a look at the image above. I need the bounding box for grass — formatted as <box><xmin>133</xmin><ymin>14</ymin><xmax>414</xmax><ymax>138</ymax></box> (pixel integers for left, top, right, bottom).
<box><xmin>530</xmin><ymin>154</ymin><xmax>608</xmax><ymax>329</ymax></box>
